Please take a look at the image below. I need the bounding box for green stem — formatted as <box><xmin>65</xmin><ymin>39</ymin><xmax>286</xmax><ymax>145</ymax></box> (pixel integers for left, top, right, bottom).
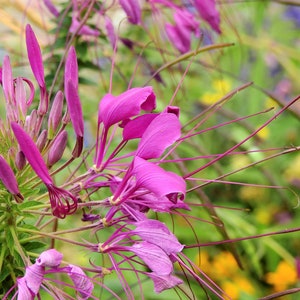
<box><xmin>9</xmin><ymin>225</ymin><xmax>28</xmax><ymax>264</ymax></box>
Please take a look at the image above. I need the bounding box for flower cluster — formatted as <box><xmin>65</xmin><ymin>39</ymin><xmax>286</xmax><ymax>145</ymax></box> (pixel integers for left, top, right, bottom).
<box><xmin>44</xmin><ymin>0</ymin><xmax>221</xmax><ymax>53</ymax></box>
<box><xmin>0</xmin><ymin>23</ymin><xmax>203</xmax><ymax>298</ymax></box>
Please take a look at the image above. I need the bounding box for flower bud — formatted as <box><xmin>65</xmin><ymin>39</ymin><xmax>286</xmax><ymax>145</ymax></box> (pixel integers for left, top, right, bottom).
<box><xmin>0</xmin><ymin>154</ymin><xmax>23</xmax><ymax>202</ymax></box>
<box><xmin>36</xmin><ymin>129</ymin><xmax>48</xmax><ymax>152</ymax></box>
<box><xmin>47</xmin><ymin>130</ymin><xmax>68</xmax><ymax>167</ymax></box>
<box><xmin>15</xmin><ymin>150</ymin><xmax>26</xmax><ymax>171</ymax></box>
<box><xmin>48</xmin><ymin>90</ymin><xmax>64</xmax><ymax>139</ymax></box>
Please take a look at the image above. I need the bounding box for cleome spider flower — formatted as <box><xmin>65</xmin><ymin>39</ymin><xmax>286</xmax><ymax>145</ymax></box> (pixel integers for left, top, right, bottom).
<box><xmin>4</xmin><ymin>248</ymin><xmax>93</xmax><ymax>300</ymax></box>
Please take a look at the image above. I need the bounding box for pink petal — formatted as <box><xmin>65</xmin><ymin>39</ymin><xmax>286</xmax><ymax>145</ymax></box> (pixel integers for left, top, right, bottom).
<box><xmin>119</xmin><ymin>0</ymin><xmax>141</xmax><ymax>24</ymax></box>
<box><xmin>122</xmin><ymin>113</ymin><xmax>158</xmax><ymax>140</ymax></box>
<box><xmin>98</xmin><ymin>86</ymin><xmax>156</xmax><ymax>128</ymax></box>
<box><xmin>131</xmin><ymin>241</ymin><xmax>173</xmax><ymax>275</ymax></box>
<box><xmin>67</xmin><ymin>265</ymin><xmax>94</xmax><ymax>299</ymax></box>
<box><xmin>36</xmin><ymin>249</ymin><xmax>63</xmax><ymax>267</ymax></box>
<box><xmin>133</xmin><ymin>157</ymin><xmax>186</xmax><ymax>202</ymax></box>
<box><xmin>25</xmin><ymin>24</ymin><xmax>45</xmax><ymax>91</ymax></box>
<box><xmin>65</xmin><ymin>80</ymin><xmax>84</xmax><ymax>138</ymax></box>
<box><xmin>23</xmin><ymin>264</ymin><xmax>44</xmax><ymax>296</ymax></box>
<box><xmin>64</xmin><ymin>46</ymin><xmax>78</xmax><ymax>92</ymax></box>
<box><xmin>165</xmin><ymin>23</ymin><xmax>191</xmax><ymax>53</ymax></box>
<box><xmin>11</xmin><ymin>122</ymin><xmax>53</xmax><ymax>185</ymax></box>
<box><xmin>136</xmin><ymin>113</ymin><xmax>181</xmax><ymax>159</ymax></box>
<box><xmin>2</xmin><ymin>56</ymin><xmax>14</xmax><ymax>104</ymax></box>
<box><xmin>132</xmin><ymin>219</ymin><xmax>184</xmax><ymax>254</ymax></box>
<box><xmin>194</xmin><ymin>0</ymin><xmax>221</xmax><ymax>33</ymax></box>
<box><xmin>147</xmin><ymin>273</ymin><xmax>183</xmax><ymax>293</ymax></box>
<box><xmin>70</xmin><ymin>17</ymin><xmax>100</xmax><ymax>36</ymax></box>
<box><xmin>17</xmin><ymin>277</ymin><xmax>34</xmax><ymax>300</ymax></box>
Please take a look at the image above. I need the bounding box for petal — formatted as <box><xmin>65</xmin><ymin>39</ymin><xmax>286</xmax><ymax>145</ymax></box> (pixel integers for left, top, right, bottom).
<box><xmin>131</xmin><ymin>241</ymin><xmax>173</xmax><ymax>275</ymax></box>
<box><xmin>194</xmin><ymin>0</ymin><xmax>221</xmax><ymax>33</ymax></box>
<box><xmin>147</xmin><ymin>273</ymin><xmax>183</xmax><ymax>293</ymax></box>
<box><xmin>98</xmin><ymin>86</ymin><xmax>156</xmax><ymax>128</ymax></box>
<box><xmin>64</xmin><ymin>46</ymin><xmax>78</xmax><ymax>92</ymax></box>
<box><xmin>70</xmin><ymin>17</ymin><xmax>100</xmax><ymax>36</ymax></box>
<box><xmin>25</xmin><ymin>24</ymin><xmax>45</xmax><ymax>90</ymax></box>
<box><xmin>119</xmin><ymin>0</ymin><xmax>141</xmax><ymax>24</ymax></box>
<box><xmin>36</xmin><ymin>249</ymin><xmax>63</xmax><ymax>267</ymax></box>
<box><xmin>17</xmin><ymin>277</ymin><xmax>34</xmax><ymax>300</ymax></box>
<box><xmin>65</xmin><ymin>80</ymin><xmax>84</xmax><ymax>138</ymax></box>
<box><xmin>165</xmin><ymin>23</ymin><xmax>191</xmax><ymax>53</ymax></box>
<box><xmin>132</xmin><ymin>219</ymin><xmax>184</xmax><ymax>254</ymax></box>
<box><xmin>122</xmin><ymin>113</ymin><xmax>158</xmax><ymax>140</ymax></box>
<box><xmin>133</xmin><ymin>157</ymin><xmax>186</xmax><ymax>202</ymax></box>
<box><xmin>24</xmin><ymin>264</ymin><xmax>44</xmax><ymax>296</ymax></box>
<box><xmin>67</xmin><ymin>264</ymin><xmax>94</xmax><ymax>299</ymax></box>
<box><xmin>11</xmin><ymin>122</ymin><xmax>53</xmax><ymax>185</ymax></box>
<box><xmin>136</xmin><ymin>113</ymin><xmax>181</xmax><ymax>159</ymax></box>
<box><xmin>2</xmin><ymin>55</ymin><xmax>14</xmax><ymax>104</ymax></box>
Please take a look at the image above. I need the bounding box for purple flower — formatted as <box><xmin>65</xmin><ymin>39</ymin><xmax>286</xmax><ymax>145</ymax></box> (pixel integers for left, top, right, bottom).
<box><xmin>11</xmin><ymin>122</ymin><xmax>77</xmax><ymax>218</ymax></box>
<box><xmin>193</xmin><ymin>0</ymin><xmax>221</xmax><ymax>33</ymax></box>
<box><xmin>0</xmin><ymin>154</ymin><xmax>23</xmax><ymax>202</ymax></box>
<box><xmin>15</xmin><ymin>249</ymin><xmax>93</xmax><ymax>299</ymax></box>
<box><xmin>119</xmin><ymin>0</ymin><xmax>141</xmax><ymax>25</ymax></box>
<box><xmin>25</xmin><ymin>24</ymin><xmax>48</xmax><ymax>115</ymax></box>
<box><xmin>16</xmin><ymin>249</ymin><xmax>62</xmax><ymax>300</ymax></box>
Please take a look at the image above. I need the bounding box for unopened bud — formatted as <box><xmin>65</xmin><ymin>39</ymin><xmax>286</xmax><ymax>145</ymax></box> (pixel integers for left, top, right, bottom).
<box><xmin>15</xmin><ymin>150</ymin><xmax>26</xmax><ymax>170</ymax></box>
<box><xmin>0</xmin><ymin>155</ymin><xmax>23</xmax><ymax>202</ymax></box>
<box><xmin>47</xmin><ymin>130</ymin><xmax>68</xmax><ymax>167</ymax></box>
<box><xmin>36</xmin><ymin>129</ymin><xmax>48</xmax><ymax>152</ymax></box>
<box><xmin>48</xmin><ymin>90</ymin><xmax>64</xmax><ymax>139</ymax></box>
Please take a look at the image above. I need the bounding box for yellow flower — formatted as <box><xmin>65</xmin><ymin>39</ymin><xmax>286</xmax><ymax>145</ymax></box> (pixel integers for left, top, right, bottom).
<box><xmin>211</xmin><ymin>251</ymin><xmax>239</xmax><ymax>278</ymax></box>
<box><xmin>265</xmin><ymin>261</ymin><xmax>297</xmax><ymax>291</ymax></box>
<box><xmin>222</xmin><ymin>277</ymin><xmax>255</xmax><ymax>300</ymax></box>
<box><xmin>201</xmin><ymin>79</ymin><xmax>231</xmax><ymax>105</ymax></box>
